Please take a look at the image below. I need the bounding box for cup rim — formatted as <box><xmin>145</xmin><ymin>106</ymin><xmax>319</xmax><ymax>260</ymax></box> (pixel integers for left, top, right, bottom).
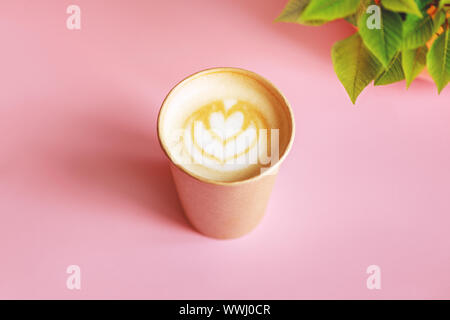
<box><xmin>157</xmin><ymin>67</ymin><xmax>295</xmax><ymax>186</ymax></box>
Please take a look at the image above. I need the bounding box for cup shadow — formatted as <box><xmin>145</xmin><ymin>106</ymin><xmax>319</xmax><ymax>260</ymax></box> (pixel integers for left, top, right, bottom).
<box><xmin>43</xmin><ymin>101</ymin><xmax>193</xmax><ymax>234</ymax></box>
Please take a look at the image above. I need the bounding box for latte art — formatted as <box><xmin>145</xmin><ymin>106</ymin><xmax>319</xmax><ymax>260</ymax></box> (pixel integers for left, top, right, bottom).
<box><xmin>159</xmin><ymin>69</ymin><xmax>293</xmax><ymax>182</ymax></box>
<box><xmin>182</xmin><ymin>99</ymin><xmax>272</xmax><ymax>171</ymax></box>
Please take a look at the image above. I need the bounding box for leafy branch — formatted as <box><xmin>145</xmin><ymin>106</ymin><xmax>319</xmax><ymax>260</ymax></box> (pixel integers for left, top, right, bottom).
<box><xmin>276</xmin><ymin>0</ymin><xmax>450</xmax><ymax>103</ymax></box>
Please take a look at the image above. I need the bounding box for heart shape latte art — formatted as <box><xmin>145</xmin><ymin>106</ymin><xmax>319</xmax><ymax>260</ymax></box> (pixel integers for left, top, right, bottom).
<box><xmin>182</xmin><ymin>99</ymin><xmax>269</xmax><ymax>171</ymax></box>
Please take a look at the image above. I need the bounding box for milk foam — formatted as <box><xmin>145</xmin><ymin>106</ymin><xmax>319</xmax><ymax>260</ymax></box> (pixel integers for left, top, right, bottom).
<box><xmin>160</xmin><ymin>70</ymin><xmax>291</xmax><ymax>182</ymax></box>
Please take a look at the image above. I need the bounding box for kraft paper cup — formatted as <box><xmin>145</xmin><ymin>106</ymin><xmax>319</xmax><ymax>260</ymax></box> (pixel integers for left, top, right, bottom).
<box><xmin>157</xmin><ymin>67</ymin><xmax>295</xmax><ymax>239</ymax></box>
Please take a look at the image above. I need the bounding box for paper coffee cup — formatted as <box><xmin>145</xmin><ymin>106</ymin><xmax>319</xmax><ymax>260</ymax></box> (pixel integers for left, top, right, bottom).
<box><xmin>157</xmin><ymin>67</ymin><xmax>295</xmax><ymax>239</ymax></box>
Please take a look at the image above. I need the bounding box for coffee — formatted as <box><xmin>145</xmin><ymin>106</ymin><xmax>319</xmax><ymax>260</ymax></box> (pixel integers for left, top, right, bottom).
<box><xmin>159</xmin><ymin>69</ymin><xmax>293</xmax><ymax>182</ymax></box>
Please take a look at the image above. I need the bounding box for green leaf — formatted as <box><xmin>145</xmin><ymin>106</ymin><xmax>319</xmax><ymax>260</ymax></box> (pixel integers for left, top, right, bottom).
<box><xmin>427</xmin><ymin>29</ymin><xmax>450</xmax><ymax>93</ymax></box>
<box><xmin>402</xmin><ymin>45</ymin><xmax>428</xmax><ymax>88</ymax></box>
<box><xmin>381</xmin><ymin>0</ymin><xmax>423</xmax><ymax>17</ymax></box>
<box><xmin>434</xmin><ymin>9</ymin><xmax>447</xmax><ymax>29</ymax></box>
<box><xmin>301</xmin><ymin>0</ymin><xmax>360</xmax><ymax>22</ymax></box>
<box><xmin>345</xmin><ymin>0</ymin><xmax>372</xmax><ymax>26</ymax></box>
<box><xmin>276</xmin><ymin>0</ymin><xmax>310</xmax><ymax>22</ymax></box>
<box><xmin>440</xmin><ymin>0</ymin><xmax>450</xmax><ymax>8</ymax></box>
<box><xmin>358</xmin><ymin>7</ymin><xmax>403</xmax><ymax>66</ymax></box>
<box><xmin>275</xmin><ymin>0</ymin><xmax>327</xmax><ymax>25</ymax></box>
<box><xmin>332</xmin><ymin>33</ymin><xmax>383</xmax><ymax>103</ymax></box>
<box><xmin>402</xmin><ymin>13</ymin><xmax>435</xmax><ymax>49</ymax></box>
<box><xmin>416</xmin><ymin>0</ymin><xmax>433</xmax><ymax>10</ymax></box>
<box><xmin>345</xmin><ymin>15</ymin><xmax>358</xmax><ymax>26</ymax></box>
<box><xmin>375</xmin><ymin>53</ymin><xmax>405</xmax><ymax>85</ymax></box>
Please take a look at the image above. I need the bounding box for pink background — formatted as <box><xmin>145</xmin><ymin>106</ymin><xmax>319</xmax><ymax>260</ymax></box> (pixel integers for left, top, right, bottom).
<box><xmin>1</xmin><ymin>0</ymin><xmax>449</xmax><ymax>299</ymax></box>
